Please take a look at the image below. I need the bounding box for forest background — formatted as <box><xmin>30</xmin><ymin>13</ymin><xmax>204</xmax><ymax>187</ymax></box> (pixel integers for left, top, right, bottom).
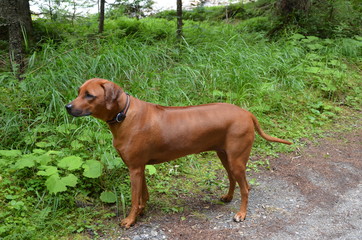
<box><xmin>0</xmin><ymin>0</ymin><xmax>361</xmax><ymax>239</ymax></box>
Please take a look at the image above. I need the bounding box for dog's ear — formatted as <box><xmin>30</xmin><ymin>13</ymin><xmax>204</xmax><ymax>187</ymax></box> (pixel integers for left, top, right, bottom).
<box><xmin>102</xmin><ymin>82</ymin><xmax>122</xmax><ymax>110</ymax></box>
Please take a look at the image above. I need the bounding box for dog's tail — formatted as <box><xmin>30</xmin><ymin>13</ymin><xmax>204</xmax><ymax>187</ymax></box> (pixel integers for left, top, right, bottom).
<box><xmin>251</xmin><ymin>114</ymin><xmax>292</xmax><ymax>145</ymax></box>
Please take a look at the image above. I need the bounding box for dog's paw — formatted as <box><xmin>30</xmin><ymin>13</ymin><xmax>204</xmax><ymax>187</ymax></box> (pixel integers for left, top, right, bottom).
<box><xmin>233</xmin><ymin>212</ymin><xmax>246</xmax><ymax>222</ymax></box>
<box><xmin>120</xmin><ymin>217</ymin><xmax>136</xmax><ymax>228</ymax></box>
<box><xmin>220</xmin><ymin>194</ymin><xmax>233</xmax><ymax>203</ymax></box>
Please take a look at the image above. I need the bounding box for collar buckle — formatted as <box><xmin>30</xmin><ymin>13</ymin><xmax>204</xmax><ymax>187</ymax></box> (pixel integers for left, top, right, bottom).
<box><xmin>115</xmin><ymin>112</ymin><xmax>126</xmax><ymax>122</ymax></box>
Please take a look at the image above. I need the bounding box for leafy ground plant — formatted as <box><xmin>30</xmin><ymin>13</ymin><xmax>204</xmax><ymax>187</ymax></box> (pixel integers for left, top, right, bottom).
<box><xmin>1</xmin><ymin>5</ymin><xmax>361</xmax><ymax>238</ymax></box>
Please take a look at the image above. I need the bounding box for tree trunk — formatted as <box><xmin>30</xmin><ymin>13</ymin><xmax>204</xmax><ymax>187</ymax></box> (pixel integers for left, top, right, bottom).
<box><xmin>0</xmin><ymin>0</ymin><xmax>32</xmax><ymax>40</ymax></box>
<box><xmin>18</xmin><ymin>0</ymin><xmax>32</xmax><ymax>36</ymax></box>
<box><xmin>176</xmin><ymin>0</ymin><xmax>183</xmax><ymax>39</ymax></box>
<box><xmin>98</xmin><ymin>0</ymin><xmax>105</xmax><ymax>33</ymax></box>
<box><xmin>72</xmin><ymin>0</ymin><xmax>76</xmax><ymax>25</ymax></box>
<box><xmin>0</xmin><ymin>0</ymin><xmax>32</xmax><ymax>79</ymax></box>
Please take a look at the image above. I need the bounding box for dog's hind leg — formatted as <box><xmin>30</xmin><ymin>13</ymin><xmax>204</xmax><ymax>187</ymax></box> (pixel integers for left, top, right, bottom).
<box><xmin>217</xmin><ymin>151</ymin><xmax>236</xmax><ymax>203</ymax></box>
<box><xmin>226</xmin><ymin>137</ymin><xmax>254</xmax><ymax>222</ymax></box>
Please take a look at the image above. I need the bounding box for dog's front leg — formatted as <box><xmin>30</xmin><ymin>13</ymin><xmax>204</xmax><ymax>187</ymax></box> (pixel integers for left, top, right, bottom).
<box><xmin>120</xmin><ymin>166</ymin><xmax>145</xmax><ymax>228</ymax></box>
<box><xmin>139</xmin><ymin>174</ymin><xmax>149</xmax><ymax>216</ymax></box>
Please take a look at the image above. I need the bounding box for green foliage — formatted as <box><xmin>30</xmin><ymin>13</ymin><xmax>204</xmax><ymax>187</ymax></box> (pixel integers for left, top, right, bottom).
<box><xmin>236</xmin><ymin>16</ymin><xmax>271</xmax><ymax>32</ymax></box>
<box><xmin>58</xmin><ymin>156</ymin><xmax>83</xmax><ymax>170</ymax></box>
<box><xmin>45</xmin><ymin>173</ymin><xmax>78</xmax><ymax>194</ymax></box>
<box><xmin>100</xmin><ymin>191</ymin><xmax>117</xmax><ymax>203</ymax></box>
<box><xmin>287</xmin><ymin>34</ymin><xmax>362</xmax><ymax>102</ymax></box>
<box><xmin>82</xmin><ymin>160</ymin><xmax>103</xmax><ymax>178</ymax></box>
<box><xmin>306</xmin><ymin>101</ymin><xmax>342</xmax><ymax>126</ymax></box>
<box><xmin>1</xmin><ymin>148</ymin><xmax>104</xmax><ymax>194</ymax></box>
<box><xmin>110</xmin><ymin>0</ymin><xmax>154</xmax><ymax>19</ymax></box>
<box><xmin>146</xmin><ymin>165</ymin><xmax>157</xmax><ymax>175</ymax></box>
<box><xmin>154</xmin><ymin>2</ymin><xmax>260</xmax><ymax>22</ymax></box>
<box><xmin>32</xmin><ymin>19</ymin><xmax>66</xmax><ymax>44</ymax></box>
<box><xmin>270</xmin><ymin>0</ymin><xmax>362</xmax><ymax>38</ymax></box>
<box><xmin>103</xmin><ymin>17</ymin><xmax>175</xmax><ymax>42</ymax></box>
<box><xmin>0</xmin><ymin>150</ymin><xmax>22</xmax><ymax>157</ymax></box>
<box><xmin>0</xmin><ymin>2</ymin><xmax>361</xmax><ymax>238</ymax></box>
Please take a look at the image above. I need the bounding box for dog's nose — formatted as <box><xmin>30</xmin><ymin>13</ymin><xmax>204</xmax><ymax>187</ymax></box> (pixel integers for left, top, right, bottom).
<box><xmin>65</xmin><ymin>104</ymin><xmax>72</xmax><ymax>112</ymax></box>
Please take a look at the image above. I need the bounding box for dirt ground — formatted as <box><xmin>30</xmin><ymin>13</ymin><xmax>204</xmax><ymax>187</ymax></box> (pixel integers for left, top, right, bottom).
<box><xmin>110</xmin><ymin>112</ymin><xmax>361</xmax><ymax>240</ymax></box>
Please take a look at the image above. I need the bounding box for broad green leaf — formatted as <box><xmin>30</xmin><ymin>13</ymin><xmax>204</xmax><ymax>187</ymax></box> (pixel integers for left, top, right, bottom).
<box><xmin>77</xmin><ymin>134</ymin><xmax>92</xmax><ymax>142</ymax></box>
<box><xmin>14</xmin><ymin>156</ymin><xmax>35</xmax><ymax>169</ymax></box>
<box><xmin>0</xmin><ymin>150</ymin><xmax>22</xmax><ymax>157</ymax></box>
<box><xmin>77</xmin><ymin>129</ymin><xmax>93</xmax><ymax>142</ymax></box>
<box><xmin>82</xmin><ymin>160</ymin><xmax>103</xmax><ymax>178</ymax></box>
<box><xmin>71</xmin><ymin>140</ymin><xmax>84</xmax><ymax>150</ymax></box>
<box><xmin>46</xmin><ymin>150</ymin><xmax>62</xmax><ymax>156</ymax></box>
<box><xmin>33</xmin><ymin>149</ymin><xmax>46</xmax><ymax>154</ymax></box>
<box><xmin>212</xmin><ymin>90</ymin><xmax>225</xmax><ymax>98</ymax></box>
<box><xmin>101</xmin><ymin>152</ymin><xmax>123</xmax><ymax>170</ymax></box>
<box><xmin>56</xmin><ymin>124</ymin><xmax>77</xmax><ymax>134</ymax></box>
<box><xmin>45</xmin><ymin>174</ymin><xmax>67</xmax><ymax>194</ymax></box>
<box><xmin>61</xmin><ymin>174</ymin><xmax>78</xmax><ymax>187</ymax></box>
<box><xmin>5</xmin><ymin>194</ymin><xmax>18</xmax><ymax>200</ymax></box>
<box><xmin>9</xmin><ymin>200</ymin><xmax>25</xmax><ymax>210</ymax></box>
<box><xmin>290</xmin><ymin>33</ymin><xmax>305</xmax><ymax>40</ymax></box>
<box><xmin>56</xmin><ymin>124</ymin><xmax>68</xmax><ymax>134</ymax></box>
<box><xmin>58</xmin><ymin>156</ymin><xmax>83</xmax><ymax>170</ymax></box>
<box><xmin>146</xmin><ymin>165</ymin><xmax>157</xmax><ymax>175</ymax></box>
<box><xmin>302</xmin><ymin>35</ymin><xmax>319</xmax><ymax>43</ymax></box>
<box><xmin>100</xmin><ymin>191</ymin><xmax>117</xmax><ymax>203</ymax></box>
<box><xmin>307</xmin><ymin>43</ymin><xmax>323</xmax><ymax>50</ymax></box>
<box><xmin>35</xmin><ymin>142</ymin><xmax>52</xmax><ymax>148</ymax></box>
<box><xmin>34</xmin><ymin>127</ymin><xmax>52</xmax><ymax>133</ymax></box>
<box><xmin>329</xmin><ymin>59</ymin><xmax>339</xmax><ymax>66</ymax></box>
<box><xmin>36</xmin><ymin>154</ymin><xmax>52</xmax><ymax>165</ymax></box>
<box><xmin>44</xmin><ymin>173</ymin><xmax>78</xmax><ymax>194</ymax></box>
<box><xmin>0</xmin><ymin>159</ymin><xmax>7</xmax><ymax>167</ymax></box>
<box><xmin>307</xmin><ymin>36</ymin><xmax>319</xmax><ymax>41</ymax></box>
<box><xmin>37</xmin><ymin>166</ymin><xmax>58</xmax><ymax>176</ymax></box>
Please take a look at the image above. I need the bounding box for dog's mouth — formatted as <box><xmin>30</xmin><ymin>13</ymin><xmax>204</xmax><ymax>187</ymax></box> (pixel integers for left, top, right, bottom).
<box><xmin>65</xmin><ymin>104</ymin><xmax>92</xmax><ymax>117</ymax></box>
<box><xmin>69</xmin><ymin>111</ymin><xmax>92</xmax><ymax>117</ymax></box>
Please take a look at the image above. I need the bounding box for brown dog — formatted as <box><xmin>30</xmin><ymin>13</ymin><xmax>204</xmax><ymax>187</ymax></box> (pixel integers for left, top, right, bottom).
<box><xmin>65</xmin><ymin>78</ymin><xmax>292</xmax><ymax>228</ymax></box>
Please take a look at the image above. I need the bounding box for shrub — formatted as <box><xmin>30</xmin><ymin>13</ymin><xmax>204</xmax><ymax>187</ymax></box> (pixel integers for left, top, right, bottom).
<box><xmin>237</xmin><ymin>16</ymin><xmax>272</xmax><ymax>32</ymax></box>
<box><xmin>269</xmin><ymin>0</ymin><xmax>362</xmax><ymax>38</ymax></box>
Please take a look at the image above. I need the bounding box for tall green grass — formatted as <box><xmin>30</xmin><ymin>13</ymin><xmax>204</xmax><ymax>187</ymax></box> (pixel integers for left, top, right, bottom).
<box><xmin>1</xmin><ymin>18</ymin><xmax>361</xmax><ymax>149</ymax></box>
<box><xmin>0</xmin><ymin>15</ymin><xmax>361</xmax><ymax>239</ymax></box>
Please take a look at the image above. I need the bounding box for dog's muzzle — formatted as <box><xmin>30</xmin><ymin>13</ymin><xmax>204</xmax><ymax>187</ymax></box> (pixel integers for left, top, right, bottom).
<box><xmin>65</xmin><ymin>103</ymin><xmax>91</xmax><ymax>117</ymax></box>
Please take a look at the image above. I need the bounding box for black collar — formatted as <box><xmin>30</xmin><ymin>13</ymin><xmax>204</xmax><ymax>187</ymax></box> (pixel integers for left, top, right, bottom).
<box><xmin>106</xmin><ymin>93</ymin><xmax>130</xmax><ymax>124</ymax></box>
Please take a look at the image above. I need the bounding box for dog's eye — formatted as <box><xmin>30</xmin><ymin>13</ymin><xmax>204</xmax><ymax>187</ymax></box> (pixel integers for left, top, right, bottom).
<box><xmin>85</xmin><ymin>93</ymin><xmax>96</xmax><ymax>100</ymax></box>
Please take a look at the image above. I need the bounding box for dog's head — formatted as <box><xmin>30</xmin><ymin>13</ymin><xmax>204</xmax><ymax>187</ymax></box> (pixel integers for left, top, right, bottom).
<box><xmin>65</xmin><ymin>78</ymin><xmax>123</xmax><ymax>121</ymax></box>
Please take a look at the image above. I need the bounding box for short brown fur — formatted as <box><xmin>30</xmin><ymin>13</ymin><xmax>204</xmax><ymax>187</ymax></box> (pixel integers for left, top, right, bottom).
<box><xmin>66</xmin><ymin>78</ymin><xmax>292</xmax><ymax>228</ymax></box>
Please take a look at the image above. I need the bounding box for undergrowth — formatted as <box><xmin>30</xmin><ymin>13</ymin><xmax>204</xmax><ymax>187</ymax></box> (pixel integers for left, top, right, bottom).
<box><xmin>1</xmin><ymin>6</ymin><xmax>361</xmax><ymax>239</ymax></box>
